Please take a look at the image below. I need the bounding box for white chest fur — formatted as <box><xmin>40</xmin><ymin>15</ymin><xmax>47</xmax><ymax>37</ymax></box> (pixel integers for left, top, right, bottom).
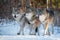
<box><xmin>26</xmin><ymin>12</ymin><xmax>33</xmax><ymax>21</ymax></box>
<box><xmin>39</xmin><ymin>14</ymin><xmax>46</xmax><ymax>22</ymax></box>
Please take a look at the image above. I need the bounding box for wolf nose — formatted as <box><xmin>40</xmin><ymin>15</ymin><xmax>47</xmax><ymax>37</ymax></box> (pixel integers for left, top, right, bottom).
<box><xmin>14</xmin><ymin>15</ymin><xmax>16</xmax><ymax>18</ymax></box>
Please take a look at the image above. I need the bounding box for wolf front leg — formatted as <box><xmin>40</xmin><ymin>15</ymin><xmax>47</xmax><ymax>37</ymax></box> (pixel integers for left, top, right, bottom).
<box><xmin>29</xmin><ymin>24</ymin><xmax>33</xmax><ymax>35</ymax></box>
<box><xmin>17</xmin><ymin>21</ymin><xmax>25</xmax><ymax>35</ymax></box>
<box><xmin>32</xmin><ymin>20</ymin><xmax>40</xmax><ymax>35</ymax></box>
<box><xmin>51</xmin><ymin>17</ymin><xmax>54</xmax><ymax>34</ymax></box>
<box><xmin>17</xmin><ymin>25</ymin><xmax>24</xmax><ymax>35</ymax></box>
<box><xmin>44</xmin><ymin>20</ymin><xmax>50</xmax><ymax>35</ymax></box>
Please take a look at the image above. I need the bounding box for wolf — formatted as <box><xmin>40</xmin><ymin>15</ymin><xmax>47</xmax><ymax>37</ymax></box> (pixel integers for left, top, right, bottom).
<box><xmin>12</xmin><ymin>7</ymin><xmax>40</xmax><ymax>35</ymax></box>
<box><xmin>38</xmin><ymin>8</ymin><xmax>54</xmax><ymax>35</ymax></box>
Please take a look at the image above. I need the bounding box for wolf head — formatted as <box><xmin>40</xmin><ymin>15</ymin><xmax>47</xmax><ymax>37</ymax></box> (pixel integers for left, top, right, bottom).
<box><xmin>12</xmin><ymin>7</ymin><xmax>22</xmax><ymax>22</ymax></box>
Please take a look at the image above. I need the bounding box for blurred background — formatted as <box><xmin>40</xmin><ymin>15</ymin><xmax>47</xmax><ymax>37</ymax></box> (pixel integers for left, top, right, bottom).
<box><xmin>0</xmin><ymin>0</ymin><xmax>60</xmax><ymax>26</ymax></box>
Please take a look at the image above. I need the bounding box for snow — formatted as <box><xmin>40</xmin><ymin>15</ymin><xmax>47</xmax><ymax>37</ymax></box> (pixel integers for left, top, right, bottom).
<box><xmin>0</xmin><ymin>35</ymin><xmax>60</xmax><ymax>40</ymax></box>
<box><xmin>0</xmin><ymin>19</ymin><xmax>60</xmax><ymax>40</ymax></box>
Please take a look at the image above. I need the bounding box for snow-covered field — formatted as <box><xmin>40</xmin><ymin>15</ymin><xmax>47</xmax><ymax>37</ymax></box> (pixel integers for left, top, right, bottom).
<box><xmin>0</xmin><ymin>20</ymin><xmax>60</xmax><ymax>40</ymax></box>
<box><xmin>0</xmin><ymin>35</ymin><xmax>60</xmax><ymax>40</ymax></box>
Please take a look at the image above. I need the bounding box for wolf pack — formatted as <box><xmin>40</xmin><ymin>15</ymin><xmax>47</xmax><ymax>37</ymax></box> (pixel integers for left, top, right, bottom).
<box><xmin>12</xmin><ymin>5</ymin><xmax>54</xmax><ymax>36</ymax></box>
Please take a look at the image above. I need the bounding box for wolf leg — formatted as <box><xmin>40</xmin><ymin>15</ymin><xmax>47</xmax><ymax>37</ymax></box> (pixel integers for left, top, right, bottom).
<box><xmin>44</xmin><ymin>20</ymin><xmax>50</xmax><ymax>35</ymax></box>
<box><xmin>17</xmin><ymin>21</ymin><xmax>25</xmax><ymax>35</ymax></box>
<box><xmin>51</xmin><ymin>17</ymin><xmax>54</xmax><ymax>34</ymax></box>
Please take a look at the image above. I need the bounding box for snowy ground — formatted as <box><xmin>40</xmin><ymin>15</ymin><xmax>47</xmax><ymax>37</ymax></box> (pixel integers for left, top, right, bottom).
<box><xmin>0</xmin><ymin>20</ymin><xmax>60</xmax><ymax>40</ymax></box>
<box><xmin>0</xmin><ymin>35</ymin><xmax>60</xmax><ymax>40</ymax></box>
